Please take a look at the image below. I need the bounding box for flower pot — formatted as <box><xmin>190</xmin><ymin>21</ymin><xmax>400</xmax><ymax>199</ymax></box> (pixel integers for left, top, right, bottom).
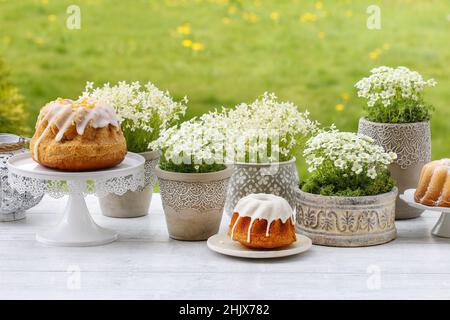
<box><xmin>224</xmin><ymin>159</ymin><xmax>299</xmax><ymax>216</ymax></box>
<box><xmin>155</xmin><ymin>166</ymin><xmax>233</xmax><ymax>241</ymax></box>
<box><xmin>358</xmin><ymin>118</ymin><xmax>431</xmax><ymax>219</ymax></box>
<box><xmin>295</xmin><ymin>187</ymin><xmax>398</xmax><ymax>247</ymax></box>
<box><xmin>99</xmin><ymin>150</ymin><xmax>159</xmax><ymax>218</ymax></box>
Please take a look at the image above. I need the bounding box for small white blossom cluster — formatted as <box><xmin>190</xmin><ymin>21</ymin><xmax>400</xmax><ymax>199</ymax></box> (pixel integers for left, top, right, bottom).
<box><xmin>82</xmin><ymin>81</ymin><xmax>187</xmax><ymax>136</ymax></box>
<box><xmin>207</xmin><ymin>92</ymin><xmax>320</xmax><ymax>163</ymax></box>
<box><xmin>355</xmin><ymin>66</ymin><xmax>437</xmax><ymax>108</ymax></box>
<box><xmin>149</xmin><ymin>116</ymin><xmax>226</xmax><ymax>167</ymax></box>
<box><xmin>304</xmin><ymin>130</ymin><xmax>397</xmax><ymax>179</ymax></box>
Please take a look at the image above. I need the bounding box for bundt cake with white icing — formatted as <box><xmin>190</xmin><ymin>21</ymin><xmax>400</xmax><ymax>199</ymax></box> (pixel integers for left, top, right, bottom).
<box><xmin>228</xmin><ymin>193</ymin><xmax>296</xmax><ymax>249</ymax></box>
<box><xmin>30</xmin><ymin>97</ymin><xmax>127</xmax><ymax>171</ymax></box>
<box><xmin>415</xmin><ymin>159</ymin><xmax>450</xmax><ymax>207</ymax></box>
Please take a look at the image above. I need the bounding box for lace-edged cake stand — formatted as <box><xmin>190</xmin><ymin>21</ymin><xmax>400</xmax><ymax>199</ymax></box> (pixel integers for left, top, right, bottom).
<box><xmin>7</xmin><ymin>153</ymin><xmax>145</xmax><ymax>246</ymax></box>
<box><xmin>400</xmin><ymin>189</ymin><xmax>450</xmax><ymax>238</ymax></box>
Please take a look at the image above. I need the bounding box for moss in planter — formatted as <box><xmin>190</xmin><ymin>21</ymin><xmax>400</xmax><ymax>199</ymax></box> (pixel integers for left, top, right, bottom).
<box><xmin>300</xmin><ymin>169</ymin><xmax>395</xmax><ymax>197</ymax></box>
<box><xmin>159</xmin><ymin>160</ymin><xmax>226</xmax><ymax>173</ymax></box>
<box><xmin>364</xmin><ymin>98</ymin><xmax>433</xmax><ymax>124</ymax></box>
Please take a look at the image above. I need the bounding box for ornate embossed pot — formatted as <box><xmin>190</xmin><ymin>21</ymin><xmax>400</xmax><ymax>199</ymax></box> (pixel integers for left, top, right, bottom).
<box><xmin>358</xmin><ymin>118</ymin><xmax>431</xmax><ymax>220</ymax></box>
<box><xmin>0</xmin><ymin>134</ymin><xmax>43</xmax><ymax>221</ymax></box>
<box><xmin>99</xmin><ymin>150</ymin><xmax>159</xmax><ymax>218</ymax></box>
<box><xmin>224</xmin><ymin>158</ymin><xmax>299</xmax><ymax>216</ymax></box>
<box><xmin>295</xmin><ymin>187</ymin><xmax>398</xmax><ymax>247</ymax></box>
<box><xmin>155</xmin><ymin>166</ymin><xmax>233</xmax><ymax>241</ymax></box>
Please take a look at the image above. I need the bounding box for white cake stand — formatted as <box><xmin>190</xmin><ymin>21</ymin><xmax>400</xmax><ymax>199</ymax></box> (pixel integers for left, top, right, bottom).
<box><xmin>400</xmin><ymin>189</ymin><xmax>450</xmax><ymax>238</ymax></box>
<box><xmin>7</xmin><ymin>153</ymin><xmax>145</xmax><ymax>246</ymax></box>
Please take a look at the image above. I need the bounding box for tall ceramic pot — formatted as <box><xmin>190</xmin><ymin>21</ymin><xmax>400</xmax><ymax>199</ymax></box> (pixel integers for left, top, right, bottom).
<box><xmin>155</xmin><ymin>166</ymin><xmax>233</xmax><ymax>241</ymax></box>
<box><xmin>358</xmin><ymin>118</ymin><xmax>431</xmax><ymax>220</ymax></box>
<box><xmin>99</xmin><ymin>150</ymin><xmax>159</xmax><ymax>218</ymax></box>
<box><xmin>295</xmin><ymin>187</ymin><xmax>398</xmax><ymax>247</ymax></box>
<box><xmin>224</xmin><ymin>159</ymin><xmax>299</xmax><ymax>216</ymax></box>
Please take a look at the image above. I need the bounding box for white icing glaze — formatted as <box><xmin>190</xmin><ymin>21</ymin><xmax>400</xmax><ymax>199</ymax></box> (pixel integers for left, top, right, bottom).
<box><xmin>33</xmin><ymin>98</ymin><xmax>120</xmax><ymax>161</ymax></box>
<box><xmin>230</xmin><ymin>193</ymin><xmax>294</xmax><ymax>243</ymax></box>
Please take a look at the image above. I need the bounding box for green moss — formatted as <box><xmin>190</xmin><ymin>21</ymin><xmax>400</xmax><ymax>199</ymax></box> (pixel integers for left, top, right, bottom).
<box><xmin>159</xmin><ymin>160</ymin><xmax>226</xmax><ymax>174</ymax></box>
<box><xmin>301</xmin><ymin>168</ymin><xmax>395</xmax><ymax>197</ymax></box>
<box><xmin>364</xmin><ymin>98</ymin><xmax>434</xmax><ymax>123</ymax></box>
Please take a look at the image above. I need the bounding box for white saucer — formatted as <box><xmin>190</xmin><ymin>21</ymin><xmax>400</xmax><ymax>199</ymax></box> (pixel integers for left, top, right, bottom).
<box><xmin>207</xmin><ymin>233</ymin><xmax>312</xmax><ymax>259</ymax></box>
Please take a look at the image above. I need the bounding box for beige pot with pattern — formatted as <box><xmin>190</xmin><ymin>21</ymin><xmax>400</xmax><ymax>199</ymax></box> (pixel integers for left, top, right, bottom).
<box><xmin>296</xmin><ymin>187</ymin><xmax>398</xmax><ymax>247</ymax></box>
<box><xmin>155</xmin><ymin>166</ymin><xmax>233</xmax><ymax>241</ymax></box>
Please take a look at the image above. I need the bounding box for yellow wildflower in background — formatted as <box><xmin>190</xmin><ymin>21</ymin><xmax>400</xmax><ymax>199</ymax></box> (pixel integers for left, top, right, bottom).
<box><xmin>315</xmin><ymin>2</ymin><xmax>323</xmax><ymax>10</ymax></box>
<box><xmin>383</xmin><ymin>43</ymin><xmax>390</xmax><ymax>50</ymax></box>
<box><xmin>48</xmin><ymin>14</ymin><xmax>56</xmax><ymax>22</ymax></box>
<box><xmin>335</xmin><ymin>103</ymin><xmax>345</xmax><ymax>112</ymax></box>
<box><xmin>191</xmin><ymin>42</ymin><xmax>204</xmax><ymax>51</ymax></box>
<box><xmin>243</xmin><ymin>12</ymin><xmax>259</xmax><ymax>23</ymax></box>
<box><xmin>300</xmin><ymin>12</ymin><xmax>317</xmax><ymax>23</ymax></box>
<box><xmin>369</xmin><ymin>50</ymin><xmax>379</xmax><ymax>60</ymax></box>
<box><xmin>222</xmin><ymin>17</ymin><xmax>231</xmax><ymax>25</ymax></box>
<box><xmin>34</xmin><ymin>37</ymin><xmax>44</xmax><ymax>45</ymax></box>
<box><xmin>318</xmin><ymin>31</ymin><xmax>325</xmax><ymax>39</ymax></box>
<box><xmin>228</xmin><ymin>6</ymin><xmax>237</xmax><ymax>14</ymax></box>
<box><xmin>341</xmin><ymin>92</ymin><xmax>350</xmax><ymax>101</ymax></box>
<box><xmin>182</xmin><ymin>39</ymin><xmax>193</xmax><ymax>48</ymax></box>
<box><xmin>176</xmin><ymin>23</ymin><xmax>191</xmax><ymax>35</ymax></box>
<box><xmin>270</xmin><ymin>11</ymin><xmax>280</xmax><ymax>22</ymax></box>
<box><xmin>41</xmin><ymin>0</ymin><xmax>48</xmax><ymax>5</ymax></box>
<box><xmin>345</xmin><ymin>10</ymin><xmax>353</xmax><ymax>17</ymax></box>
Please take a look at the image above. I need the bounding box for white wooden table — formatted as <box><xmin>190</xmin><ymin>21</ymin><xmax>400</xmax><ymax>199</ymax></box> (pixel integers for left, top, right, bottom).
<box><xmin>1</xmin><ymin>194</ymin><xmax>450</xmax><ymax>300</ymax></box>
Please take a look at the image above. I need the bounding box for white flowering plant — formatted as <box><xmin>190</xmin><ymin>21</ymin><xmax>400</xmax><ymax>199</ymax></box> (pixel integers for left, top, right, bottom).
<box><xmin>355</xmin><ymin>66</ymin><xmax>437</xmax><ymax>123</ymax></box>
<box><xmin>149</xmin><ymin>116</ymin><xmax>227</xmax><ymax>173</ymax></box>
<box><xmin>82</xmin><ymin>81</ymin><xmax>187</xmax><ymax>153</ymax></box>
<box><xmin>205</xmin><ymin>92</ymin><xmax>319</xmax><ymax>163</ymax></box>
<box><xmin>301</xmin><ymin>130</ymin><xmax>397</xmax><ymax>196</ymax></box>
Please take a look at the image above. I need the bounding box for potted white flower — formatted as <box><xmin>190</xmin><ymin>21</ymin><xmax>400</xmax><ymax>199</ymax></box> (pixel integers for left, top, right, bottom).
<box><xmin>82</xmin><ymin>81</ymin><xmax>187</xmax><ymax>218</ymax></box>
<box><xmin>149</xmin><ymin>116</ymin><xmax>233</xmax><ymax>241</ymax></box>
<box><xmin>296</xmin><ymin>130</ymin><xmax>398</xmax><ymax>247</ymax></box>
<box><xmin>355</xmin><ymin>66</ymin><xmax>437</xmax><ymax>219</ymax></box>
<box><xmin>214</xmin><ymin>92</ymin><xmax>319</xmax><ymax>215</ymax></box>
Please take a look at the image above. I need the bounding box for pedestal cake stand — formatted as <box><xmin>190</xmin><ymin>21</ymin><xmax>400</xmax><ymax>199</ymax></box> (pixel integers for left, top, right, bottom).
<box><xmin>7</xmin><ymin>153</ymin><xmax>145</xmax><ymax>246</ymax></box>
<box><xmin>400</xmin><ymin>189</ymin><xmax>450</xmax><ymax>238</ymax></box>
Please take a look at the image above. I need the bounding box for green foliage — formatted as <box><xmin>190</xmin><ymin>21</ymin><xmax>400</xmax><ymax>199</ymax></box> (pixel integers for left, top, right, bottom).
<box><xmin>159</xmin><ymin>158</ymin><xmax>227</xmax><ymax>174</ymax></box>
<box><xmin>364</xmin><ymin>98</ymin><xmax>434</xmax><ymax>123</ymax></box>
<box><xmin>301</xmin><ymin>168</ymin><xmax>395</xmax><ymax>197</ymax></box>
<box><xmin>0</xmin><ymin>58</ymin><xmax>29</xmax><ymax>135</ymax></box>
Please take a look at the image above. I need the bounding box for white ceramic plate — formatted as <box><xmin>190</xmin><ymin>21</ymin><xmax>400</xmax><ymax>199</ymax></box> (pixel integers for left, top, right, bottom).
<box><xmin>400</xmin><ymin>189</ymin><xmax>450</xmax><ymax>213</ymax></box>
<box><xmin>207</xmin><ymin>233</ymin><xmax>312</xmax><ymax>259</ymax></box>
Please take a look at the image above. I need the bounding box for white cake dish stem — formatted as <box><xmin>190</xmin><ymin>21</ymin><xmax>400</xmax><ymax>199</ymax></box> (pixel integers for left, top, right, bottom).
<box><xmin>36</xmin><ymin>194</ymin><xmax>118</xmax><ymax>246</ymax></box>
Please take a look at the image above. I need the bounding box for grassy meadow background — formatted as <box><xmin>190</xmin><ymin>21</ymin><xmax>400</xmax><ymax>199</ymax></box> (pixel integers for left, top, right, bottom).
<box><xmin>0</xmin><ymin>0</ymin><xmax>449</xmax><ymax>174</ymax></box>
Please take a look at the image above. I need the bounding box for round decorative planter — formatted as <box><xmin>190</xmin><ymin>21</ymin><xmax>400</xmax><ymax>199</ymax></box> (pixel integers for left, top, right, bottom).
<box><xmin>155</xmin><ymin>166</ymin><xmax>233</xmax><ymax>241</ymax></box>
<box><xmin>99</xmin><ymin>150</ymin><xmax>159</xmax><ymax>218</ymax></box>
<box><xmin>295</xmin><ymin>187</ymin><xmax>398</xmax><ymax>247</ymax></box>
<box><xmin>224</xmin><ymin>159</ymin><xmax>299</xmax><ymax>216</ymax></box>
<box><xmin>358</xmin><ymin>118</ymin><xmax>431</xmax><ymax>220</ymax></box>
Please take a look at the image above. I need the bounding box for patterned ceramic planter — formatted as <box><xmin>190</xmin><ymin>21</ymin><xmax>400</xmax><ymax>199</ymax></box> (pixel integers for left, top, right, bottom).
<box><xmin>99</xmin><ymin>150</ymin><xmax>159</xmax><ymax>218</ymax></box>
<box><xmin>0</xmin><ymin>134</ymin><xmax>43</xmax><ymax>222</ymax></box>
<box><xmin>156</xmin><ymin>166</ymin><xmax>233</xmax><ymax>241</ymax></box>
<box><xmin>296</xmin><ymin>187</ymin><xmax>398</xmax><ymax>247</ymax></box>
<box><xmin>358</xmin><ymin>118</ymin><xmax>431</xmax><ymax>220</ymax></box>
<box><xmin>224</xmin><ymin>159</ymin><xmax>299</xmax><ymax>216</ymax></box>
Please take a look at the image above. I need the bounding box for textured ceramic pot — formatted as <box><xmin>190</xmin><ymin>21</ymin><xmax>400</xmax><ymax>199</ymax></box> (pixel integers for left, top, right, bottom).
<box><xmin>156</xmin><ymin>166</ymin><xmax>233</xmax><ymax>241</ymax></box>
<box><xmin>224</xmin><ymin>159</ymin><xmax>299</xmax><ymax>216</ymax></box>
<box><xmin>358</xmin><ymin>118</ymin><xmax>431</xmax><ymax>220</ymax></box>
<box><xmin>99</xmin><ymin>150</ymin><xmax>159</xmax><ymax>218</ymax></box>
<box><xmin>295</xmin><ymin>187</ymin><xmax>398</xmax><ymax>247</ymax></box>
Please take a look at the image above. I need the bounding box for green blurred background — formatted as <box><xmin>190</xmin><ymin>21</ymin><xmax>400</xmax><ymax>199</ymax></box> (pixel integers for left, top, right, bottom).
<box><xmin>0</xmin><ymin>0</ymin><xmax>449</xmax><ymax>171</ymax></box>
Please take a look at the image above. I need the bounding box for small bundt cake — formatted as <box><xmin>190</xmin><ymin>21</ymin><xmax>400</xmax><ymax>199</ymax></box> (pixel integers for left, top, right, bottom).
<box><xmin>228</xmin><ymin>194</ymin><xmax>296</xmax><ymax>249</ymax></box>
<box><xmin>415</xmin><ymin>159</ymin><xmax>450</xmax><ymax>207</ymax></box>
<box><xmin>30</xmin><ymin>98</ymin><xmax>127</xmax><ymax>171</ymax></box>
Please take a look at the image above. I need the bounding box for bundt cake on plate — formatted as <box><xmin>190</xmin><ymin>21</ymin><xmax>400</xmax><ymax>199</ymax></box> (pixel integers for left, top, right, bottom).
<box><xmin>415</xmin><ymin>159</ymin><xmax>450</xmax><ymax>207</ymax></box>
<box><xmin>30</xmin><ymin>97</ymin><xmax>127</xmax><ymax>171</ymax></box>
<box><xmin>228</xmin><ymin>193</ymin><xmax>297</xmax><ymax>249</ymax></box>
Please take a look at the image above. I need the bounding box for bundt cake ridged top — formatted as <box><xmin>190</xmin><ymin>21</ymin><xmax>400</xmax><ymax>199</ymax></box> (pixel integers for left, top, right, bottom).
<box><xmin>231</xmin><ymin>193</ymin><xmax>294</xmax><ymax>243</ymax></box>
